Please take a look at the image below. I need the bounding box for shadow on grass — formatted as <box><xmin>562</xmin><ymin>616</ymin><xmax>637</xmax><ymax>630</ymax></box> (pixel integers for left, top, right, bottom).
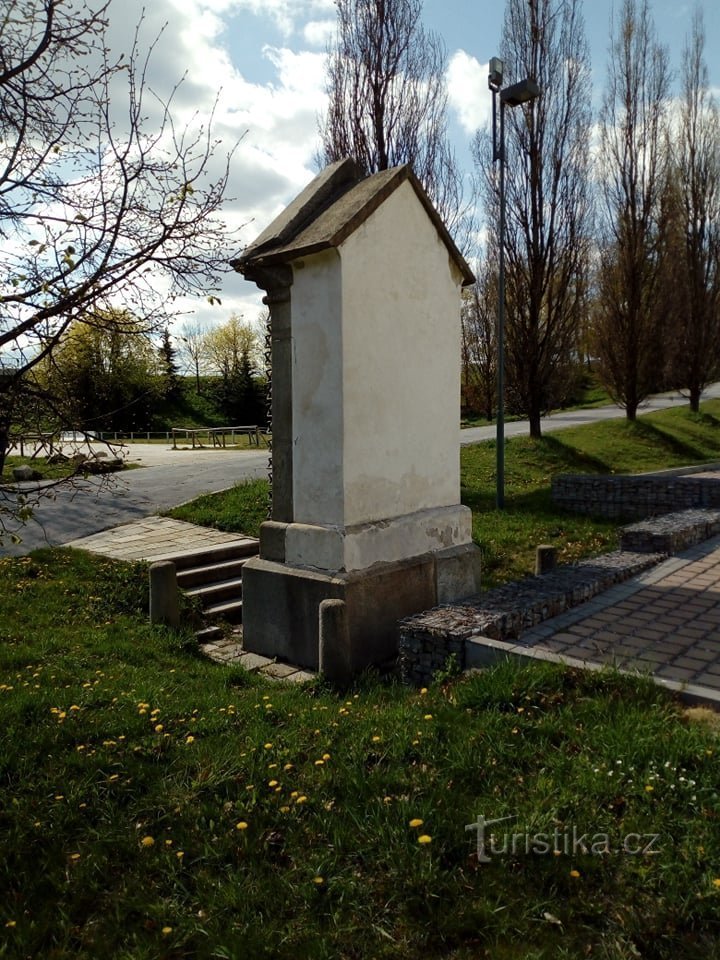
<box><xmin>536</xmin><ymin>434</ymin><xmax>610</xmax><ymax>474</ymax></box>
<box><xmin>631</xmin><ymin>419</ymin><xmax>709</xmax><ymax>464</ymax></box>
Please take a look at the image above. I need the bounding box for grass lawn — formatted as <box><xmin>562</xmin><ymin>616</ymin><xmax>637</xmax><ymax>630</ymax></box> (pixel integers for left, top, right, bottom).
<box><xmin>1</xmin><ymin>549</ymin><xmax>720</xmax><ymax>959</ymax></box>
<box><xmin>168</xmin><ymin>401</ymin><xmax>720</xmax><ymax>587</ymax></box>
<box><xmin>2</xmin><ymin>455</ymin><xmax>140</xmax><ymax>483</ymax></box>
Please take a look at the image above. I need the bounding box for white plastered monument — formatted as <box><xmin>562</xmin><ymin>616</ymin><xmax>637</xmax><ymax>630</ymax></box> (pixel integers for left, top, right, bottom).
<box><xmin>233</xmin><ymin>158</ymin><xmax>480</xmax><ymax>680</ymax></box>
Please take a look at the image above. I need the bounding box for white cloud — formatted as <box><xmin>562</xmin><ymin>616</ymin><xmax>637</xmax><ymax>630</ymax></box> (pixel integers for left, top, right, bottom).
<box><xmin>303</xmin><ymin>19</ymin><xmax>336</xmax><ymax>47</ymax></box>
<box><xmin>224</xmin><ymin>0</ymin><xmax>335</xmax><ymax>38</ymax></box>
<box><xmin>447</xmin><ymin>50</ymin><xmax>492</xmax><ymax>135</ymax></box>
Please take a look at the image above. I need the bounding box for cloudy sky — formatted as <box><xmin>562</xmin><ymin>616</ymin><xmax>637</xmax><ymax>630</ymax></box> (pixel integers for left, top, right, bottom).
<box><xmin>102</xmin><ymin>0</ymin><xmax>720</xmax><ymax>332</ymax></box>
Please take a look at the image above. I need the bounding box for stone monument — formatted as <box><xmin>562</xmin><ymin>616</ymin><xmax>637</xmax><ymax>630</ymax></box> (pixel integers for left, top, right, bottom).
<box><xmin>233</xmin><ymin>158</ymin><xmax>480</xmax><ymax>679</ymax></box>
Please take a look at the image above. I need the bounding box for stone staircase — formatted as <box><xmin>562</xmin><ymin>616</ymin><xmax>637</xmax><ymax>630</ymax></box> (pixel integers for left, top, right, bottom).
<box><xmin>161</xmin><ymin>537</ymin><xmax>259</xmax><ymax>641</ymax></box>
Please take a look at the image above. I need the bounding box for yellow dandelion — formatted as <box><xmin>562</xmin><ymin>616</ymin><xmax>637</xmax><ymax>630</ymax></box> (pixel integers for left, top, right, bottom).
<box><xmin>417</xmin><ymin>835</ymin><xmax>432</xmax><ymax>844</ymax></box>
<box><xmin>645</xmin><ymin>785</ymin><xmax>654</xmax><ymax>792</ymax></box>
<box><xmin>424</xmin><ymin>714</ymin><xmax>433</xmax><ymax>720</ymax></box>
<box><xmin>264</xmin><ymin>742</ymin><xmax>273</xmax><ymax>749</ymax></box>
<box><xmin>570</xmin><ymin>869</ymin><xmax>581</xmax><ymax>878</ymax></box>
<box><xmin>161</xmin><ymin>927</ymin><xmax>173</xmax><ymax>936</ymax></box>
<box><xmin>713</xmin><ymin>879</ymin><xmax>720</xmax><ymax>889</ymax></box>
<box><xmin>5</xmin><ymin>921</ymin><xmax>16</xmax><ymax>928</ymax></box>
<box><xmin>296</xmin><ymin>795</ymin><xmax>308</xmax><ymax>805</ymax></box>
<box><xmin>283</xmin><ymin>763</ymin><xmax>294</xmax><ymax>771</ymax></box>
<box><xmin>314</xmin><ymin>760</ymin><xmax>324</xmax><ymax>767</ymax></box>
<box><xmin>185</xmin><ymin>735</ymin><xmax>195</xmax><ymax>744</ymax></box>
<box><xmin>280</xmin><ymin>805</ymin><xmax>290</xmax><ymax>813</ymax></box>
<box><xmin>165</xmin><ymin>840</ymin><xmax>173</xmax><ymax>846</ymax></box>
<box><xmin>154</xmin><ymin>724</ymin><xmax>164</xmax><ymax>733</ymax></box>
<box><xmin>236</xmin><ymin>821</ymin><xmax>249</xmax><ymax>831</ymax></box>
<box><xmin>70</xmin><ymin>853</ymin><xmax>81</xmax><ymax>861</ymax></box>
<box><xmin>268</xmin><ymin>780</ymin><xmax>279</xmax><ymax>788</ymax></box>
<box><xmin>322</xmin><ymin>753</ymin><xmax>331</xmax><ymax>761</ymax></box>
<box><xmin>69</xmin><ymin>705</ymin><xmax>80</xmax><ymax>712</ymax></box>
<box><xmin>371</xmin><ymin>735</ymin><xmax>381</xmax><ymax>743</ymax></box>
<box><xmin>409</xmin><ymin>818</ymin><xmax>424</xmax><ymax>828</ymax></box>
<box><xmin>176</xmin><ymin>851</ymin><xmax>185</xmax><ymax>860</ymax></box>
<box><xmin>313</xmin><ymin>876</ymin><xmax>324</xmax><ymax>885</ymax></box>
<box><xmin>420</xmin><ymin>687</ymin><xmax>428</xmax><ymax>695</ymax></box>
<box><xmin>141</xmin><ymin>836</ymin><xmax>155</xmax><ymax>848</ymax></box>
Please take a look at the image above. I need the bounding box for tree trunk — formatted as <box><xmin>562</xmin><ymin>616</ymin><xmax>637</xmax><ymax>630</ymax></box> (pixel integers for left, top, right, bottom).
<box><xmin>0</xmin><ymin>417</ymin><xmax>10</xmax><ymax>478</ymax></box>
<box><xmin>529</xmin><ymin>408</ymin><xmax>542</xmax><ymax>439</ymax></box>
<box><xmin>626</xmin><ymin>403</ymin><xmax>638</xmax><ymax>421</ymax></box>
<box><xmin>690</xmin><ymin>385</ymin><xmax>701</xmax><ymax>413</ymax></box>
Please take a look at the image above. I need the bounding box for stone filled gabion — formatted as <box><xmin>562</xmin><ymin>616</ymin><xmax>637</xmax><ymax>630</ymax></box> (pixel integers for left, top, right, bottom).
<box><xmin>552</xmin><ymin>474</ymin><xmax>720</xmax><ymax>520</ymax></box>
<box><xmin>399</xmin><ymin>550</ymin><xmax>664</xmax><ymax>686</ymax></box>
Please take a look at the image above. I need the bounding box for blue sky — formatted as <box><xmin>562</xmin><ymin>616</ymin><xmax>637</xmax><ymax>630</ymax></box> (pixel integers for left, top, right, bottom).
<box><xmin>105</xmin><ymin>0</ymin><xmax>720</xmax><ymax>329</ymax></box>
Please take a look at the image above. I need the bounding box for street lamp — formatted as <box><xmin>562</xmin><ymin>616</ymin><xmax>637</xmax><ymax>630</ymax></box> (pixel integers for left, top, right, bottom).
<box><xmin>489</xmin><ymin>58</ymin><xmax>540</xmax><ymax>509</ymax></box>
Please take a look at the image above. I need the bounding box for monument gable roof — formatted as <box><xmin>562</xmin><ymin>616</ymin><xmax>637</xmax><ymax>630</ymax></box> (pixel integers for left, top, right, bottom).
<box><xmin>233</xmin><ymin>159</ymin><xmax>474</xmax><ymax>286</ymax></box>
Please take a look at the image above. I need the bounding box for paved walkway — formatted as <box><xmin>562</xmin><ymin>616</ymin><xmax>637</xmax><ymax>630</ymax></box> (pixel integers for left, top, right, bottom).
<box><xmin>505</xmin><ymin>535</ymin><xmax>720</xmax><ymax>701</ymax></box>
<box><xmin>66</xmin><ymin>516</ymin><xmax>256</xmax><ymax>562</ymax></box>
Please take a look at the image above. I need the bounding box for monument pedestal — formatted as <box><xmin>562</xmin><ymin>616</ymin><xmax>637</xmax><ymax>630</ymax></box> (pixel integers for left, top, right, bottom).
<box><xmin>242</xmin><ymin>532</ymin><xmax>481</xmax><ymax>678</ymax></box>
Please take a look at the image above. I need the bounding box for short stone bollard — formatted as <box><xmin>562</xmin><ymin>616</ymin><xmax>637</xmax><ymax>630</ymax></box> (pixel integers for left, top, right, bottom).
<box><xmin>149</xmin><ymin>561</ymin><xmax>180</xmax><ymax>628</ymax></box>
<box><xmin>535</xmin><ymin>545</ymin><xmax>557</xmax><ymax>576</ymax></box>
<box><xmin>318</xmin><ymin>599</ymin><xmax>352</xmax><ymax>686</ymax></box>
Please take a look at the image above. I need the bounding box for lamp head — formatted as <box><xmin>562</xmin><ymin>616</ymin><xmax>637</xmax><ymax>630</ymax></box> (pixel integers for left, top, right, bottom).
<box><xmin>488</xmin><ymin>57</ymin><xmax>504</xmax><ymax>92</ymax></box>
<box><xmin>500</xmin><ymin>78</ymin><xmax>540</xmax><ymax>107</ymax></box>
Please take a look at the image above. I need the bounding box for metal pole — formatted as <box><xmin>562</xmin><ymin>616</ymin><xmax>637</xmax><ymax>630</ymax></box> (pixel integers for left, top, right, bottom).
<box><xmin>496</xmin><ymin>99</ymin><xmax>506</xmax><ymax>510</ymax></box>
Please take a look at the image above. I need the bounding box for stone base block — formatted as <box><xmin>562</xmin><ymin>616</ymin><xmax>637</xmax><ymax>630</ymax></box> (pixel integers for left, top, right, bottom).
<box><xmin>242</xmin><ymin>542</ymin><xmax>481</xmax><ymax>675</ymax></box>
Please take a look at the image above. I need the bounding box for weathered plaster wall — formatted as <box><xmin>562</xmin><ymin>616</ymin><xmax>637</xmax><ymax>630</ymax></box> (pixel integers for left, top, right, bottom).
<box><xmin>289</xmin><ymin>248</ymin><xmax>344</xmax><ymax>527</ymax></box>
<box><xmin>339</xmin><ymin>179</ymin><xmax>463</xmax><ymax>528</ymax></box>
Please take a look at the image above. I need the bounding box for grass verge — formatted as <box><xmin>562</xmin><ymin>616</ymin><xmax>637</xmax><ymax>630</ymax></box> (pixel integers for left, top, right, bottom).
<box><xmin>1</xmin><ymin>548</ymin><xmax>719</xmax><ymax>959</ymax></box>
<box><xmin>168</xmin><ymin>401</ymin><xmax>720</xmax><ymax>587</ymax></box>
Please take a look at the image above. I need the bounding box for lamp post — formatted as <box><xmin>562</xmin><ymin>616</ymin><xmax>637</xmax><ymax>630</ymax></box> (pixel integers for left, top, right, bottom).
<box><xmin>488</xmin><ymin>58</ymin><xmax>540</xmax><ymax>509</ymax></box>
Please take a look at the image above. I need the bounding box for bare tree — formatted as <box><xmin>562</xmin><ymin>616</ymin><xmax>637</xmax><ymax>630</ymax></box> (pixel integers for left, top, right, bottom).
<box><xmin>594</xmin><ymin>0</ymin><xmax>671</xmax><ymax>420</ymax></box>
<box><xmin>476</xmin><ymin>0</ymin><xmax>592</xmax><ymax>438</ymax></box>
<box><xmin>665</xmin><ymin>8</ymin><xmax>720</xmax><ymax>412</ymax></box>
<box><xmin>461</xmin><ymin>257</ymin><xmax>497</xmax><ymax>421</ymax></box>
<box><xmin>178</xmin><ymin>321</ymin><xmax>209</xmax><ymax>394</ymax></box>
<box><xmin>0</xmin><ymin>0</ymin><xmax>240</xmax><ymax>483</ymax></box>
<box><xmin>319</xmin><ymin>0</ymin><xmax>464</xmax><ymax>234</ymax></box>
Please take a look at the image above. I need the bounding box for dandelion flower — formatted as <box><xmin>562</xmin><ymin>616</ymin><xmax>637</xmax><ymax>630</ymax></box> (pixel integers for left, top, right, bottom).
<box><xmin>371</xmin><ymin>736</ymin><xmax>381</xmax><ymax>743</ymax></box>
<box><xmin>713</xmin><ymin>879</ymin><xmax>720</xmax><ymax>889</ymax></box>
<box><xmin>314</xmin><ymin>760</ymin><xmax>324</xmax><ymax>767</ymax></box>
<box><xmin>423</xmin><ymin>714</ymin><xmax>433</xmax><ymax>721</ymax></box>
<box><xmin>417</xmin><ymin>835</ymin><xmax>432</xmax><ymax>844</ymax></box>
<box><xmin>569</xmin><ymin>869</ymin><xmax>581</xmax><ymax>878</ymax></box>
<box><xmin>236</xmin><ymin>821</ymin><xmax>249</xmax><ymax>831</ymax></box>
<box><xmin>409</xmin><ymin>818</ymin><xmax>424</xmax><ymax>828</ymax></box>
<box><xmin>296</xmin><ymin>795</ymin><xmax>308</xmax><ymax>805</ymax></box>
<box><xmin>176</xmin><ymin>851</ymin><xmax>184</xmax><ymax>860</ymax></box>
<box><xmin>280</xmin><ymin>805</ymin><xmax>290</xmax><ymax>814</ymax></box>
<box><xmin>268</xmin><ymin>780</ymin><xmax>279</xmax><ymax>788</ymax></box>
<box><xmin>420</xmin><ymin>688</ymin><xmax>428</xmax><ymax>695</ymax></box>
<box><xmin>283</xmin><ymin>763</ymin><xmax>294</xmax><ymax>771</ymax></box>
<box><xmin>161</xmin><ymin>927</ymin><xmax>173</xmax><ymax>936</ymax></box>
<box><xmin>154</xmin><ymin>724</ymin><xmax>164</xmax><ymax>733</ymax></box>
<box><xmin>322</xmin><ymin>753</ymin><xmax>331</xmax><ymax>761</ymax></box>
<box><xmin>645</xmin><ymin>785</ymin><xmax>654</xmax><ymax>792</ymax></box>
<box><xmin>70</xmin><ymin>853</ymin><xmax>81</xmax><ymax>861</ymax></box>
<box><xmin>141</xmin><ymin>836</ymin><xmax>155</xmax><ymax>848</ymax></box>
<box><xmin>313</xmin><ymin>876</ymin><xmax>324</xmax><ymax>885</ymax></box>
<box><xmin>264</xmin><ymin>742</ymin><xmax>273</xmax><ymax>750</ymax></box>
<box><xmin>185</xmin><ymin>736</ymin><xmax>195</xmax><ymax>744</ymax></box>
<box><xmin>5</xmin><ymin>921</ymin><xmax>16</xmax><ymax>928</ymax></box>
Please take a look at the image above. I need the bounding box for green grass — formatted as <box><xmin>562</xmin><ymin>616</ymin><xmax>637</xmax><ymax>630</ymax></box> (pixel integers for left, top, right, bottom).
<box><xmin>167</xmin><ymin>477</ymin><xmax>269</xmax><ymax>539</ymax></box>
<box><xmin>1</xmin><ymin>548</ymin><xmax>720</xmax><ymax>959</ymax></box>
<box><xmin>169</xmin><ymin>401</ymin><xmax>720</xmax><ymax>587</ymax></box>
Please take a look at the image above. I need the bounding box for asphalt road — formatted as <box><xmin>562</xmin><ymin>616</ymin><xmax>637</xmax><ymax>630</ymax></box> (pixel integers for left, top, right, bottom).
<box><xmin>1</xmin><ymin>446</ymin><xmax>269</xmax><ymax>557</ymax></box>
<box><xmin>2</xmin><ymin>384</ymin><xmax>719</xmax><ymax>556</ymax></box>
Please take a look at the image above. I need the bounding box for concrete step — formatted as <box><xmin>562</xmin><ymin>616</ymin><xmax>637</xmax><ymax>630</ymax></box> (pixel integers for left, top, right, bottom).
<box><xmin>185</xmin><ymin>577</ymin><xmax>243</xmax><ymax>606</ymax></box>
<box><xmin>177</xmin><ymin>557</ymin><xmax>250</xmax><ymax>588</ymax></box>
<box><xmin>151</xmin><ymin>537</ymin><xmax>259</xmax><ymax>571</ymax></box>
<box><xmin>195</xmin><ymin>625</ymin><xmax>224</xmax><ymax>643</ymax></box>
<box><xmin>204</xmin><ymin>598</ymin><xmax>244</xmax><ymax>623</ymax></box>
